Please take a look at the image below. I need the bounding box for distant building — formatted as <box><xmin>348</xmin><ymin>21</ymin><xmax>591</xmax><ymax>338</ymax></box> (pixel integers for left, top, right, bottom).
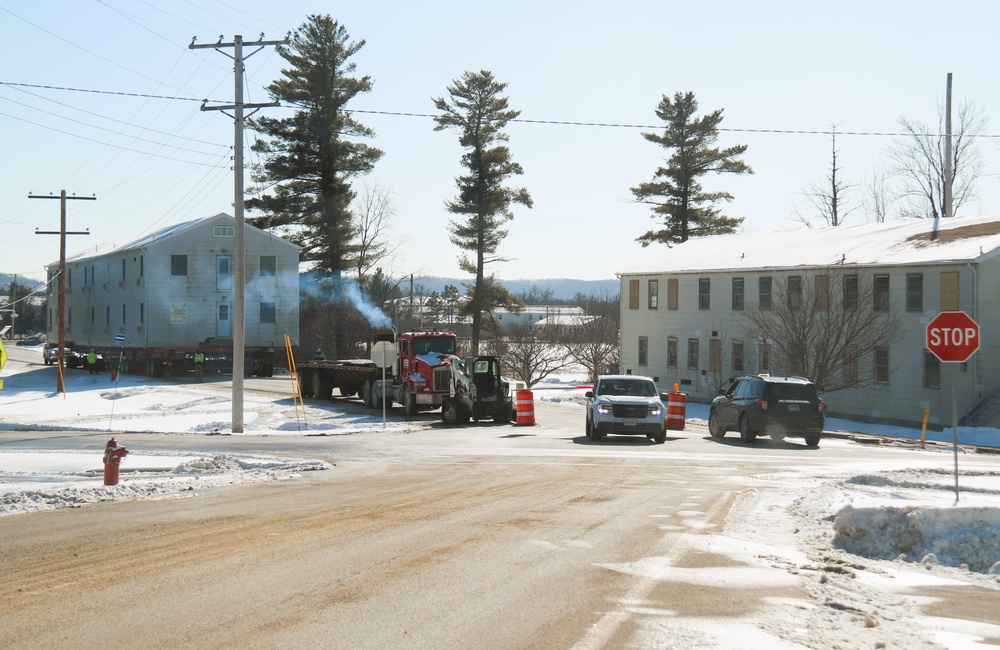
<box><xmin>494</xmin><ymin>305</ymin><xmax>585</xmax><ymax>329</ymax></box>
<box><xmin>617</xmin><ymin>215</ymin><xmax>1000</xmax><ymax>429</ymax></box>
<box><xmin>46</xmin><ymin>213</ymin><xmax>300</xmax><ymax>354</ymax></box>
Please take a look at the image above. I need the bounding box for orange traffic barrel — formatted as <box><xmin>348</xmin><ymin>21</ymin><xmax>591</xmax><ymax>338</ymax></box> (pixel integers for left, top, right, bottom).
<box><xmin>515</xmin><ymin>389</ymin><xmax>535</xmax><ymax>425</ymax></box>
<box><xmin>666</xmin><ymin>391</ymin><xmax>686</xmax><ymax>430</ymax></box>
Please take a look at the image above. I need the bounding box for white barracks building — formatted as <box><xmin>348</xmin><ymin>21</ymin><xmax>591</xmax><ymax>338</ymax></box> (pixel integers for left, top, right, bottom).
<box><xmin>616</xmin><ymin>214</ymin><xmax>1000</xmax><ymax>430</ymax></box>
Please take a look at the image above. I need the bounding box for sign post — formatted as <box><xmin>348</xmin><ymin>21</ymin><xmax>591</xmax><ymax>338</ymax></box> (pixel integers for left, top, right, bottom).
<box><xmin>371</xmin><ymin>341</ymin><xmax>398</xmax><ymax>427</ymax></box>
<box><xmin>0</xmin><ymin>337</ymin><xmax>7</xmax><ymax>390</ymax></box>
<box><xmin>926</xmin><ymin>311</ymin><xmax>981</xmax><ymax>504</ymax></box>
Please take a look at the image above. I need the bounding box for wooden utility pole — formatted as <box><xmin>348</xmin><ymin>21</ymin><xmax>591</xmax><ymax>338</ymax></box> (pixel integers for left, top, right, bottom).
<box><xmin>31</xmin><ymin>191</ymin><xmax>93</xmax><ymax>394</ymax></box>
<box><xmin>190</xmin><ymin>33</ymin><xmax>287</xmax><ymax>433</ymax></box>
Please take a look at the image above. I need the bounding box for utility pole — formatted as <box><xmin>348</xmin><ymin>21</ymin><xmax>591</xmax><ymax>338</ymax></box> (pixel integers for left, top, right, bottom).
<box><xmin>31</xmin><ymin>191</ymin><xmax>93</xmax><ymax>394</ymax></box>
<box><xmin>190</xmin><ymin>33</ymin><xmax>287</xmax><ymax>433</ymax></box>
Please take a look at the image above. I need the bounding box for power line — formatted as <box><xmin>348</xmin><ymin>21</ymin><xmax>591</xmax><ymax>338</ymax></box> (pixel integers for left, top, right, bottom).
<box><xmin>0</xmin><ymin>81</ymin><xmax>210</xmax><ymax>103</ymax></box>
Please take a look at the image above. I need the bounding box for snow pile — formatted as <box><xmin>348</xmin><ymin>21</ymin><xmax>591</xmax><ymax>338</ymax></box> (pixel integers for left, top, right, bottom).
<box><xmin>0</xmin><ymin>452</ymin><xmax>332</xmax><ymax>516</ymax></box>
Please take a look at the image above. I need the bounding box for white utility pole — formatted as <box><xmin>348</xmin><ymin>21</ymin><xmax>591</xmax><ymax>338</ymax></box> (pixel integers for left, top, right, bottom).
<box><xmin>190</xmin><ymin>33</ymin><xmax>287</xmax><ymax>433</ymax></box>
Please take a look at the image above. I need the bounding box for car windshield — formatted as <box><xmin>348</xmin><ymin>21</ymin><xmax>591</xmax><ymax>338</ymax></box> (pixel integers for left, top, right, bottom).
<box><xmin>412</xmin><ymin>337</ymin><xmax>456</xmax><ymax>355</ymax></box>
<box><xmin>599</xmin><ymin>379</ymin><xmax>657</xmax><ymax>397</ymax></box>
<box><xmin>768</xmin><ymin>383</ymin><xmax>817</xmax><ymax>401</ymax></box>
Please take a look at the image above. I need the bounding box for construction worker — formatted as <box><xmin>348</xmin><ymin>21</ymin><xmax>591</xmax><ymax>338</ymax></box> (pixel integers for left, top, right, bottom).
<box><xmin>313</xmin><ymin>348</ymin><xmax>326</xmax><ymax>361</ymax></box>
<box><xmin>87</xmin><ymin>350</ymin><xmax>98</xmax><ymax>375</ymax></box>
<box><xmin>194</xmin><ymin>350</ymin><xmax>205</xmax><ymax>382</ymax></box>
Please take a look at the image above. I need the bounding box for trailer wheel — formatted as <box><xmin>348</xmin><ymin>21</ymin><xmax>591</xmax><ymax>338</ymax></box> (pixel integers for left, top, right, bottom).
<box><xmin>362</xmin><ymin>380</ymin><xmax>375</xmax><ymax>408</ymax></box>
<box><xmin>311</xmin><ymin>371</ymin><xmax>329</xmax><ymax>400</ymax></box>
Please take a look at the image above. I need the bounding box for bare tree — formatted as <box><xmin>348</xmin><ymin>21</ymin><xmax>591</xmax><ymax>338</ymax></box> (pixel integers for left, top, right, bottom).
<box><xmin>860</xmin><ymin>164</ymin><xmax>901</xmax><ymax>223</ymax></box>
<box><xmin>741</xmin><ymin>269</ymin><xmax>902</xmax><ymax>392</ymax></box>
<box><xmin>482</xmin><ymin>320</ymin><xmax>576</xmax><ymax>388</ymax></box>
<box><xmin>887</xmin><ymin>98</ymin><xmax>988</xmax><ymax>219</ymax></box>
<box><xmin>352</xmin><ymin>179</ymin><xmax>401</xmax><ymax>281</ymax></box>
<box><xmin>565</xmin><ymin>292</ymin><xmax>620</xmax><ymax>384</ymax></box>
<box><xmin>794</xmin><ymin>126</ymin><xmax>856</xmax><ymax>227</ymax></box>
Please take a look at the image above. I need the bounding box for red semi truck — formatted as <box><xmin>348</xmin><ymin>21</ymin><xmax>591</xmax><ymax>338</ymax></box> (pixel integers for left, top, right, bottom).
<box><xmin>297</xmin><ymin>329</ymin><xmax>459</xmax><ymax>415</ymax></box>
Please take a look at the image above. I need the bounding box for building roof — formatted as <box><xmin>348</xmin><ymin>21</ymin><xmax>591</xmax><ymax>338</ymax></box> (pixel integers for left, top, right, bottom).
<box><xmin>54</xmin><ymin>213</ymin><xmax>300</xmax><ymax>267</ymax></box>
<box><xmin>619</xmin><ymin>214</ymin><xmax>1000</xmax><ymax>276</ymax></box>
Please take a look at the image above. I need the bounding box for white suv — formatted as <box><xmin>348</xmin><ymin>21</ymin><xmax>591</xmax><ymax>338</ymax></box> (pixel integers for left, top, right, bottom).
<box><xmin>585</xmin><ymin>375</ymin><xmax>668</xmax><ymax>444</ymax></box>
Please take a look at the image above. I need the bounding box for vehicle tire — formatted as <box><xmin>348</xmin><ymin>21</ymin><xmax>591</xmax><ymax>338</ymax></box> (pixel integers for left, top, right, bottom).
<box><xmin>739</xmin><ymin>417</ymin><xmax>757</xmax><ymax>444</ymax></box>
<box><xmin>591</xmin><ymin>424</ymin><xmax>604</xmax><ymax>442</ymax></box>
<box><xmin>708</xmin><ymin>411</ymin><xmax>724</xmax><ymax>438</ymax></box>
<box><xmin>362</xmin><ymin>380</ymin><xmax>375</xmax><ymax>408</ymax></box>
<box><xmin>654</xmin><ymin>426</ymin><xmax>667</xmax><ymax>444</ymax></box>
<box><xmin>404</xmin><ymin>389</ymin><xmax>417</xmax><ymax>416</ymax></box>
<box><xmin>585</xmin><ymin>417</ymin><xmax>593</xmax><ymax>439</ymax></box>
<box><xmin>805</xmin><ymin>434</ymin><xmax>821</xmax><ymax>447</ymax></box>
<box><xmin>311</xmin><ymin>372</ymin><xmax>326</xmax><ymax>400</ymax></box>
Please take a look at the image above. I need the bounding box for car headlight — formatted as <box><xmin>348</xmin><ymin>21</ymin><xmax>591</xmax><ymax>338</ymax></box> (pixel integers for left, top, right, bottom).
<box><xmin>648</xmin><ymin>403</ymin><xmax>662</xmax><ymax>415</ymax></box>
<box><xmin>597</xmin><ymin>403</ymin><xmax>613</xmax><ymax>414</ymax></box>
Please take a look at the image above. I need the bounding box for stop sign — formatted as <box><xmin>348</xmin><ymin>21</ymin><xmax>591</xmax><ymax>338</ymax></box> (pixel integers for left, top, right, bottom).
<box><xmin>926</xmin><ymin>311</ymin><xmax>980</xmax><ymax>362</ymax></box>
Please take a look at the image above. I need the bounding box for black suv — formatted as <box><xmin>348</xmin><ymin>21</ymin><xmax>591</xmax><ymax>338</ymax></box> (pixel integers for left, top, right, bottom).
<box><xmin>708</xmin><ymin>375</ymin><xmax>825</xmax><ymax>447</ymax></box>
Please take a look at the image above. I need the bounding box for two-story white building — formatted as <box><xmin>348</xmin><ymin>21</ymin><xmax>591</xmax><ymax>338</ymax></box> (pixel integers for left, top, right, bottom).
<box><xmin>46</xmin><ymin>213</ymin><xmax>299</xmax><ymax>374</ymax></box>
<box><xmin>617</xmin><ymin>214</ymin><xmax>1000</xmax><ymax>428</ymax></box>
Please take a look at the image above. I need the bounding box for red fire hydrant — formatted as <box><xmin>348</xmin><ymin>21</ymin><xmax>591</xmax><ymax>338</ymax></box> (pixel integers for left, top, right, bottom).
<box><xmin>103</xmin><ymin>437</ymin><xmax>129</xmax><ymax>486</ymax></box>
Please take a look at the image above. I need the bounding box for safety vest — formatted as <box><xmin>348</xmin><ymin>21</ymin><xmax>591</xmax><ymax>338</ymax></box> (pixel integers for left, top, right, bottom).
<box><xmin>87</xmin><ymin>352</ymin><xmax>96</xmax><ymax>364</ymax></box>
<box><xmin>194</xmin><ymin>352</ymin><xmax>205</xmax><ymax>364</ymax></box>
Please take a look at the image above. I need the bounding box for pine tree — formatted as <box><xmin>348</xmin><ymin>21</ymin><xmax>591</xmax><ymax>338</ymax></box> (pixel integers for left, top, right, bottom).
<box><xmin>632</xmin><ymin>91</ymin><xmax>752</xmax><ymax>246</ymax></box>
<box><xmin>247</xmin><ymin>15</ymin><xmax>383</xmax><ymax>278</ymax></box>
<box><xmin>433</xmin><ymin>70</ymin><xmax>532</xmax><ymax>353</ymax></box>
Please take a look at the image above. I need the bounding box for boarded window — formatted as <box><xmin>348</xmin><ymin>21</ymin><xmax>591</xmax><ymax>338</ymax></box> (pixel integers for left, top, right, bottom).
<box><xmin>170</xmin><ymin>302</ymin><xmax>188</xmax><ymax>324</ymax></box>
<box><xmin>648</xmin><ymin>280</ymin><xmax>659</xmax><ymax>309</ymax></box>
<box><xmin>906</xmin><ymin>273</ymin><xmax>923</xmax><ymax>312</ymax></box>
<box><xmin>667</xmin><ymin>337</ymin><xmax>678</xmax><ymax>368</ymax></box>
<box><xmin>759</xmin><ymin>277</ymin><xmax>772</xmax><ymax>310</ymax></box>
<box><xmin>941</xmin><ymin>271</ymin><xmax>960</xmax><ymax>311</ymax></box>
<box><xmin>732</xmin><ymin>277</ymin><xmax>744</xmax><ymax>310</ymax></box>
<box><xmin>709</xmin><ymin>338</ymin><xmax>721</xmax><ymax>373</ymax></box>
<box><xmin>667</xmin><ymin>278</ymin><xmax>678</xmax><ymax>310</ymax></box>
<box><xmin>638</xmin><ymin>336</ymin><xmax>648</xmax><ymax>365</ymax></box>
<box><xmin>815</xmin><ymin>274</ymin><xmax>829</xmax><ymax>311</ymax></box>
<box><xmin>628</xmin><ymin>279</ymin><xmax>639</xmax><ymax>310</ymax></box>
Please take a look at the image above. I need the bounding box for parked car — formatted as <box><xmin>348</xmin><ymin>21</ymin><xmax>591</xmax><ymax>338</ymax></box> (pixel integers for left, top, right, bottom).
<box><xmin>708</xmin><ymin>374</ymin><xmax>825</xmax><ymax>447</ymax></box>
<box><xmin>16</xmin><ymin>334</ymin><xmax>45</xmax><ymax>346</ymax></box>
<box><xmin>585</xmin><ymin>374</ymin><xmax>668</xmax><ymax>444</ymax></box>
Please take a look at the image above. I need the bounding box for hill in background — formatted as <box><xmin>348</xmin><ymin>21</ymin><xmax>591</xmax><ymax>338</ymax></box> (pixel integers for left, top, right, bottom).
<box><xmin>410</xmin><ymin>277</ymin><xmax>619</xmax><ymax>302</ymax></box>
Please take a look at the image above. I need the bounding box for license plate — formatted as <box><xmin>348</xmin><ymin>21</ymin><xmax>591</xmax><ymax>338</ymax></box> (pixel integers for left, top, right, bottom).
<box><xmin>623</xmin><ymin>418</ymin><xmax>637</xmax><ymax>427</ymax></box>
<box><xmin>787</xmin><ymin>404</ymin><xmax>799</xmax><ymax>412</ymax></box>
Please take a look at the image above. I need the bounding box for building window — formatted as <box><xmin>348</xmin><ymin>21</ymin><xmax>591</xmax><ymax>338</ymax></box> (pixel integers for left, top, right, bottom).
<box><xmin>844</xmin><ymin>274</ymin><xmax>859</xmax><ymax>311</ymax></box>
<box><xmin>171</xmin><ymin>255</ymin><xmax>188</xmax><ymax>277</ymax></box>
<box><xmin>214</xmin><ymin>226</ymin><xmax>235</xmax><ymax>237</ymax></box>
<box><xmin>68</xmin><ymin>307</ymin><xmax>72</xmax><ymax>326</ymax></box>
<box><xmin>140</xmin><ymin>303</ymin><xmax>144</xmax><ymax>325</ymax></box>
<box><xmin>121</xmin><ymin>304</ymin><xmax>126</xmax><ymax>325</ymax></box>
<box><xmin>170</xmin><ymin>302</ymin><xmax>188</xmax><ymax>324</ymax></box>
<box><xmin>667</xmin><ymin>278</ymin><xmax>678</xmax><ymax>310</ymax></box>
<box><xmin>638</xmin><ymin>336</ymin><xmax>648</xmax><ymax>366</ymax></box>
<box><xmin>874</xmin><ymin>347</ymin><xmax>890</xmax><ymax>383</ymax></box>
<box><xmin>698</xmin><ymin>278</ymin><xmax>710</xmax><ymax>310</ymax></box>
<box><xmin>732</xmin><ymin>340</ymin><xmax>744</xmax><ymax>373</ymax></box>
<box><xmin>139</xmin><ymin>255</ymin><xmax>144</xmax><ymax>278</ymax></box>
<box><xmin>941</xmin><ymin>271</ymin><xmax>959</xmax><ymax>311</ymax></box>
<box><xmin>815</xmin><ymin>274</ymin><xmax>829</xmax><ymax>311</ymax></box>
<box><xmin>709</xmin><ymin>338</ymin><xmax>721</xmax><ymax>373</ymax></box>
<box><xmin>788</xmin><ymin>275</ymin><xmax>802</xmax><ymax>310</ymax></box>
<box><xmin>667</xmin><ymin>337</ymin><xmax>678</xmax><ymax>368</ymax></box>
<box><xmin>906</xmin><ymin>273</ymin><xmax>923</xmax><ymax>312</ymax></box>
<box><xmin>121</xmin><ymin>259</ymin><xmax>126</xmax><ymax>281</ymax></box>
<box><xmin>68</xmin><ymin>268</ymin><xmax>72</xmax><ymax>289</ymax></box>
<box><xmin>759</xmin><ymin>277</ymin><xmax>772</xmax><ymax>310</ymax></box>
<box><xmin>732</xmin><ymin>277</ymin><xmax>744</xmax><ymax>310</ymax></box>
<box><xmin>106</xmin><ymin>305</ymin><xmax>110</xmax><ymax>326</ymax></box>
<box><xmin>217</xmin><ymin>256</ymin><xmax>232</xmax><ymax>291</ymax></box>
<box><xmin>260</xmin><ymin>255</ymin><xmax>277</xmax><ymax>277</ymax></box>
<box><xmin>647</xmin><ymin>280</ymin><xmax>659</xmax><ymax>309</ymax></box>
<box><xmin>628</xmin><ymin>279</ymin><xmax>639</xmax><ymax>310</ymax></box>
<box><xmin>923</xmin><ymin>350</ymin><xmax>941</xmax><ymax>388</ymax></box>
<box><xmin>759</xmin><ymin>343</ymin><xmax>771</xmax><ymax>374</ymax></box>
<box><xmin>687</xmin><ymin>339</ymin><xmax>699</xmax><ymax>370</ymax></box>
<box><xmin>844</xmin><ymin>345</ymin><xmax>859</xmax><ymax>384</ymax></box>
<box><xmin>874</xmin><ymin>274</ymin><xmax>890</xmax><ymax>312</ymax></box>
<box><xmin>260</xmin><ymin>302</ymin><xmax>276</xmax><ymax>324</ymax></box>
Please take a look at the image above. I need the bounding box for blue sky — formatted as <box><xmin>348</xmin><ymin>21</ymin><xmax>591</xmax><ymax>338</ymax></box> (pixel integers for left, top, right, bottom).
<box><xmin>3</xmin><ymin>0</ymin><xmax>1000</xmax><ymax>285</ymax></box>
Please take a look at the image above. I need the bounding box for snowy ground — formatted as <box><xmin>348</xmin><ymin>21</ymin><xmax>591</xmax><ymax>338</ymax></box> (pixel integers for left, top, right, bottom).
<box><xmin>2</xmin><ymin>353</ymin><xmax>999</xmax><ymax>594</ymax></box>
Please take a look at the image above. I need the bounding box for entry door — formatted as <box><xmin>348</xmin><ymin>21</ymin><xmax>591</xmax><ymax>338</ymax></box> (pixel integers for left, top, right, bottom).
<box><xmin>216</xmin><ymin>302</ymin><xmax>232</xmax><ymax>338</ymax></box>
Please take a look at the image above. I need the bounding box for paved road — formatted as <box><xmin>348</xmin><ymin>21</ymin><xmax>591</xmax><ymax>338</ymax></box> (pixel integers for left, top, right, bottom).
<box><xmin>1</xmin><ymin>370</ymin><xmax>998</xmax><ymax>648</ymax></box>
